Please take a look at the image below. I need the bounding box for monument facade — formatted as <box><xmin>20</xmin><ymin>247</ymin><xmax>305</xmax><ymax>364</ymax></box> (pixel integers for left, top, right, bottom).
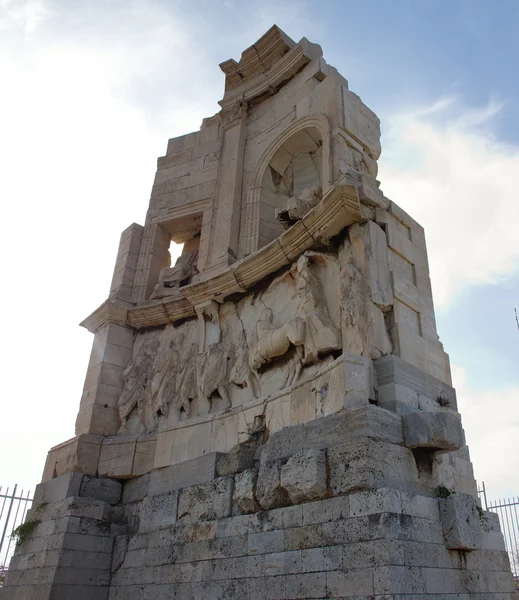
<box><xmin>2</xmin><ymin>26</ymin><xmax>516</xmax><ymax>600</ymax></box>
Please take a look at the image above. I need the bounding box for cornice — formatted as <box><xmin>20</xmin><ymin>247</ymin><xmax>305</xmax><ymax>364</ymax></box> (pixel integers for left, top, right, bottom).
<box><xmin>81</xmin><ymin>184</ymin><xmax>361</xmax><ymax>333</ymax></box>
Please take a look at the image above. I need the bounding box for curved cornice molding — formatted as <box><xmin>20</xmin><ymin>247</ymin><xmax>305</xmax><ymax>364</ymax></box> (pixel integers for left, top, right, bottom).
<box><xmin>81</xmin><ymin>184</ymin><xmax>361</xmax><ymax>333</ymax></box>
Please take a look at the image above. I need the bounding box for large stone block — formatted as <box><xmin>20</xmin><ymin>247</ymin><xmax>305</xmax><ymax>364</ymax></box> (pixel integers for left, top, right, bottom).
<box><xmin>328</xmin><ymin>438</ymin><xmax>419</xmax><ymax>496</ymax></box>
<box><xmin>216</xmin><ymin>441</ymin><xmax>257</xmax><ymax>477</ymax></box>
<box><xmin>256</xmin><ymin>462</ymin><xmax>290</xmax><ymax>510</ymax></box>
<box><xmin>439</xmin><ymin>493</ymin><xmax>482</xmax><ymax>550</ymax></box>
<box><xmin>402</xmin><ymin>411</ymin><xmax>464</xmax><ymax>451</ymax></box>
<box><xmin>233</xmin><ymin>469</ymin><xmax>259</xmax><ymax>514</ymax></box>
<box><xmin>139</xmin><ymin>490</ymin><xmax>178</xmax><ymax>532</ymax></box>
<box><xmin>148</xmin><ymin>452</ymin><xmax>222</xmax><ymax>496</ymax></box>
<box><xmin>375</xmin><ymin>354</ymin><xmax>457</xmax><ymax>408</ymax></box>
<box><xmin>33</xmin><ymin>473</ymin><xmax>84</xmax><ymax>506</ymax></box>
<box><xmin>80</xmin><ymin>477</ymin><xmax>122</xmax><ymax>505</ymax></box>
<box><xmin>280</xmin><ymin>449</ymin><xmax>327</xmax><ymax>504</ymax></box>
<box><xmin>260</xmin><ymin>406</ymin><xmax>403</xmax><ymax>464</ymax></box>
<box><xmin>98</xmin><ymin>436</ymin><xmax>137</xmax><ymax>479</ymax></box>
<box><xmin>42</xmin><ymin>435</ymin><xmax>103</xmax><ymax>482</ymax></box>
<box><xmin>177</xmin><ymin>477</ymin><xmax>233</xmax><ymax>523</ymax></box>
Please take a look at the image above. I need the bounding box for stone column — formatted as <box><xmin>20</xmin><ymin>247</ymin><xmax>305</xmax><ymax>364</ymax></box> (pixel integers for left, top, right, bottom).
<box><xmin>200</xmin><ymin>103</ymin><xmax>247</xmax><ymax>278</ymax></box>
<box><xmin>109</xmin><ymin>223</ymin><xmax>144</xmax><ymax>302</ymax></box>
<box><xmin>131</xmin><ymin>221</ymin><xmax>170</xmax><ymax>303</ymax></box>
<box><xmin>75</xmin><ymin>321</ymin><xmax>134</xmax><ymax>437</ymax></box>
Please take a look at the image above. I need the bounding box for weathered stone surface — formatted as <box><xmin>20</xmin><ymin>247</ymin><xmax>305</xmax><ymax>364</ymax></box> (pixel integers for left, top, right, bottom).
<box><xmin>177</xmin><ymin>477</ymin><xmax>233</xmax><ymax>523</ymax></box>
<box><xmin>233</xmin><ymin>469</ymin><xmax>259</xmax><ymax>514</ymax></box>
<box><xmin>328</xmin><ymin>438</ymin><xmax>419</xmax><ymax>496</ymax></box>
<box><xmin>42</xmin><ymin>434</ymin><xmax>103</xmax><ymax>482</ymax></box>
<box><xmin>439</xmin><ymin>493</ymin><xmax>483</xmax><ymax>550</ymax></box>
<box><xmin>280</xmin><ymin>448</ymin><xmax>327</xmax><ymax>504</ymax></box>
<box><xmin>216</xmin><ymin>441</ymin><xmax>257</xmax><ymax>477</ymax></box>
<box><xmin>148</xmin><ymin>452</ymin><xmax>222</xmax><ymax>496</ymax></box>
<box><xmin>256</xmin><ymin>462</ymin><xmax>290</xmax><ymax>510</ymax></box>
<box><xmin>402</xmin><ymin>411</ymin><xmax>464</xmax><ymax>451</ymax></box>
<box><xmin>33</xmin><ymin>472</ymin><xmax>84</xmax><ymax>506</ymax></box>
<box><xmin>121</xmin><ymin>474</ymin><xmax>150</xmax><ymax>504</ymax></box>
<box><xmin>375</xmin><ymin>354</ymin><xmax>457</xmax><ymax>410</ymax></box>
<box><xmin>80</xmin><ymin>476</ymin><xmax>122</xmax><ymax>505</ymax></box>
<box><xmin>139</xmin><ymin>490</ymin><xmax>178</xmax><ymax>532</ymax></box>
<box><xmin>98</xmin><ymin>436</ymin><xmax>136</xmax><ymax>479</ymax></box>
<box><xmin>260</xmin><ymin>406</ymin><xmax>403</xmax><ymax>464</ymax></box>
<box><xmin>111</xmin><ymin>535</ymin><xmax>129</xmax><ymax>573</ymax></box>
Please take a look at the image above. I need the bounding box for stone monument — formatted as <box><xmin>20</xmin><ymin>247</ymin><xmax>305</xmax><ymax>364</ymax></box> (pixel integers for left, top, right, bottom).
<box><xmin>2</xmin><ymin>25</ymin><xmax>516</xmax><ymax>600</ymax></box>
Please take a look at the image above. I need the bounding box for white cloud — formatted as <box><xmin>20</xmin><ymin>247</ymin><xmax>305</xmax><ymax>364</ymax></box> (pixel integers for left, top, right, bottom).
<box><xmin>379</xmin><ymin>99</ymin><xmax>519</xmax><ymax>309</ymax></box>
<box><xmin>452</xmin><ymin>364</ymin><xmax>519</xmax><ymax>500</ymax></box>
<box><xmin>0</xmin><ymin>0</ymin><xmax>215</xmax><ymax>490</ymax></box>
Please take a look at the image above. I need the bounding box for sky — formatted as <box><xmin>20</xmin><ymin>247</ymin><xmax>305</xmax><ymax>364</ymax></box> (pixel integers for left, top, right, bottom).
<box><xmin>0</xmin><ymin>0</ymin><xmax>518</xmax><ymax>502</ymax></box>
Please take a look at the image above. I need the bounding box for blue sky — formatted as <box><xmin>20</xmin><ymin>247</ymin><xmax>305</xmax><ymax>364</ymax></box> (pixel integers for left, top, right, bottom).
<box><xmin>0</xmin><ymin>0</ymin><xmax>517</xmax><ymax>499</ymax></box>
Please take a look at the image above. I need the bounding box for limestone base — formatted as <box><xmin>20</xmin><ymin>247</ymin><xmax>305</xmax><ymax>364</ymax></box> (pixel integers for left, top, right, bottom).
<box><xmin>2</xmin><ymin>407</ymin><xmax>516</xmax><ymax>599</ymax></box>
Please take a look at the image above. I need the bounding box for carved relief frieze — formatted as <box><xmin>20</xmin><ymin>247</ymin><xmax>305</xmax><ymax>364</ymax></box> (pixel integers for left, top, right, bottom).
<box><xmin>116</xmin><ymin>250</ymin><xmax>343</xmax><ymax>434</ymax></box>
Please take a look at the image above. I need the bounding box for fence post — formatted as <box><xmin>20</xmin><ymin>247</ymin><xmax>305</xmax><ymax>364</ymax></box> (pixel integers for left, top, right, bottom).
<box><xmin>0</xmin><ymin>484</ymin><xmax>17</xmax><ymax>558</ymax></box>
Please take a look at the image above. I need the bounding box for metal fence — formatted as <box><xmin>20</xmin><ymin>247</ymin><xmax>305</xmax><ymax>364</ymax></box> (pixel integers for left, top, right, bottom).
<box><xmin>0</xmin><ymin>485</ymin><xmax>33</xmax><ymax>584</ymax></box>
<box><xmin>479</xmin><ymin>481</ymin><xmax>519</xmax><ymax>578</ymax></box>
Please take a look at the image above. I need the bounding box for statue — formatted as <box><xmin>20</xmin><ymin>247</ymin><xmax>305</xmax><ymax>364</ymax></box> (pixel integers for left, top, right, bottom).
<box><xmin>150</xmin><ymin>334</ymin><xmax>184</xmax><ymax>419</ymax></box>
<box><xmin>151</xmin><ymin>238</ymin><xmax>199</xmax><ymax>299</ymax></box>
<box><xmin>275</xmin><ymin>185</ymin><xmax>322</xmax><ymax>229</ymax></box>
<box><xmin>294</xmin><ymin>252</ymin><xmax>341</xmax><ymax>365</ymax></box>
<box><xmin>229</xmin><ymin>341</ymin><xmax>258</xmax><ymax>399</ymax></box>
<box><xmin>175</xmin><ymin>341</ymin><xmax>199</xmax><ymax>418</ymax></box>
<box><xmin>118</xmin><ymin>338</ymin><xmax>159</xmax><ymax>432</ymax></box>
<box><xmin>197</xmin><ymin>344</ymin><xmax>232</xmax><ymax>412</ymax></box>
<box><xmin>249</xmin><ymin>253</ymin><xmax>341</xmax><ymax>388</ymax></box>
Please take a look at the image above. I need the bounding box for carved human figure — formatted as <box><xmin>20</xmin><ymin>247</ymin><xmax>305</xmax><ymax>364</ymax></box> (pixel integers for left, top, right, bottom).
<box><xmin>175</xmin><ymin>341</ymin><xmax>198</xmax><ymax>418</ymax></box>
<box><xmin>118</xmin><ymin>338</ymin><xmax>159</xmax><ymax>432</ymax></box>
<box><xmin>248</xmin><ymin>254</ymin><xmax>341</xmax><ymax>388</ymax></box>
<box><xmin>197</xmin><ymin>343</ymin><xmax>232</xmax><ymax>411</ymax></box>
<box><xmin>229</xmin><ymin>341</ymin><xmax>258</xmax><ymax>399</ymax></box>
<box><xmin>150</xmin><ymin>333</ymin><xmax>184</xmax><ymax>420</ymax></box>
<box><xmin>295</xmin><ymin>253</ymin><xmax>341</xmax><ymax>365</ymax></box>
<box><xmin>275</xmin><ymin>185</ymin><xmax>322</xmax><ymax>229</ymax></box>
<box><xmin>151</xmin><ymin>237</ymin><xmax>199</xmax><ymax>299</ymax></box>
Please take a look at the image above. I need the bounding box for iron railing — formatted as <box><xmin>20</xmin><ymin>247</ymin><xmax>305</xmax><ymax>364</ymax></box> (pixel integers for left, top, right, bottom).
<box><xmin>0</xmin><ymin>485</ymin><xmax>33</xmax><ymax>584</ymax></box>
<box><xmin>479</xmin><ymin>481</ymin><xmax>519</xmax><ymax>578</ymax></box>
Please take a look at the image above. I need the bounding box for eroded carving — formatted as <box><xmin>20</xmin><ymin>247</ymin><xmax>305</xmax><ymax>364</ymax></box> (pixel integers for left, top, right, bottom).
<box><xmin>230</xmin><ymin>341</ymin><xmax>258</xmax><ymax>399</ymax></box>
<box><xmin>151</xmin><ymin>238</ymin><xmax>199</xmax><ymax>300</ymax></box>
<box><xmin>275</xmin><ymin>185</ymin><xmax>322</xmax><ymax>229</ymax></box>
<box><xmin>175</xmin><ymin>340</ymin><xmax>199</xmax><ymax>419</ymax></box>
<box><xmin>118</xmin><ymin>338</ymin><xmax>159</xmax><ymax>433</ymax></box>
<box><xmin>249</xmin><ymin>252</ymin><xmax>341</xmax><ymax>385</ymax></box>
<box><xmin>295</xmin><ymin>252</ymin><xmax>341</xmax><ymax>364</ymax></box>
<box><xmin>197</xmin><ymin>344</ymin><xmax>232</xmax><ymax>412</ymax></box>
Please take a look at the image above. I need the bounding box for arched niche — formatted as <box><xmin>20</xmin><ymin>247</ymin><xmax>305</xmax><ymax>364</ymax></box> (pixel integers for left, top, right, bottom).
<box><xmin>244</xmin><ymin>115</ymin><xmax>332</xmax><ymax>256</ymax></box>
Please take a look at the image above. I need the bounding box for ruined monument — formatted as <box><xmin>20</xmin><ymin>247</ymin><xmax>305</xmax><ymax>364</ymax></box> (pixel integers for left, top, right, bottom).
<box><xmin>2</xmin><ymin>26</ymin><xmax>516</xmax><ymax>600</ymax></box>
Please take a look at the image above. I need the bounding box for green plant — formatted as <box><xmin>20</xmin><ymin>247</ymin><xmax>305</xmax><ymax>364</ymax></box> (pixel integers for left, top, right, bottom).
<box><xmin>10</xmin><ymin>520</ymin><xmax>40</xmax><ymax>548</ymax></box>
<box><xmin>436</xmin><ymin>484</ymin><xmax>454</xmax><ymax>498</ymax></box>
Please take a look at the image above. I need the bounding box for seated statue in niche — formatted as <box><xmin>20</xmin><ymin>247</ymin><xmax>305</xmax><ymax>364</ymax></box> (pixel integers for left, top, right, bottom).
<box><xmin>275</xmin><ymin>185</ymin><xmax>322</xmax><ymax>229</ymax></box>
<box><xmin>151</xmin><ymin>236</ymin><xmax>199</xmax><ymax>300</ymax></box>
